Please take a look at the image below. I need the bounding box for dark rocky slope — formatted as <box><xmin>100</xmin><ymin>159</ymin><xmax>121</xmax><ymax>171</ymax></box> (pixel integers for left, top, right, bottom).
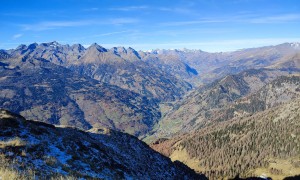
<box><xmin>0</xmin><ymin>109</ymin><xmax>206</xmax><ymax>179</ymax></box>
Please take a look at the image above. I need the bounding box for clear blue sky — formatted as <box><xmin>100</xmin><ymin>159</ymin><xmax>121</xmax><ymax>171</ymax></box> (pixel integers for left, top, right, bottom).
<box><xmin>1</xmin><ymin>0</ymin><xmax>300</xmax><ymax>52</ymax></box>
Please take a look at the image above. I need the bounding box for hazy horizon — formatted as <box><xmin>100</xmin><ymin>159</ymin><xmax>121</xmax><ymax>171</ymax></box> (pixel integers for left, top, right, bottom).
<box><xmin>1</xmin><ymin>0</ymin><xmax>300</xmax><ymax>52</ymax></box>
<box><xmin>2</xmin><ymin>40</ymin><xmax>300</xmax><ymax>53</ymax></box>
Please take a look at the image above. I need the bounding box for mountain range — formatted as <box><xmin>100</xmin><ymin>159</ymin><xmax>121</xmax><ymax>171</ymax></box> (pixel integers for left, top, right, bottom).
<box><xmin>1</xmin><ymin>42</ymin><xmax>300</xmax><ymax>179</ymax></box>
<box><xmin>11</xmin><ymin>42</ymin><xmax>192</xmax><ymax>102</ymax></box>
<box><xmin>0</xmin><ymin>54</ymin><xmax>161</xmax><ymax>137</ymax></box>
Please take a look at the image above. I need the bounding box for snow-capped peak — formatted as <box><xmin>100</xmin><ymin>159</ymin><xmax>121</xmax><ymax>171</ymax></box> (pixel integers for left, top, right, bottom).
<box><xmin>291</xmin><ymin>42</ymin><xmax>300</xmax><ymax>48</ymax></box>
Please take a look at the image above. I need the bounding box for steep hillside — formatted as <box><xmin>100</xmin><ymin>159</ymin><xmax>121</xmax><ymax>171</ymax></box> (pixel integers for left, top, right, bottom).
<box><xmin>146</xmin><ymin>69</ymin><xmax>297</xmax><ymax>141</ymax></box>
<box><xmin>0</xmin><ymin>109</ymin><xmax>206</xmax><ymax>179</ymax></box>
<box><xmin>203</xmin><ymin>43</ymin><xmax>300</xmax><ymax>82</ymax></box>
<box><xmin>213</xmin><ymin>75</ymin><xmax>300</xmax><ymax>122</ymax></box>
<box><xmin>0</xmin><ymin>56</ymin><xmax>161</xmax><ymax>137</ymax></box>
<box><xmin>0</xmin><ymin>50</ymin><xmax>10</xmax><ymax>60</ymax></box>
<box><xmin>152</xmin><ymin>97</ymin><xmax>300</xmax><ymax>179</ymax></box>
<box><xmin>70</xmin><ymin>44</ymin><xmax>192</xmax><ymax>101</ymax></box>
<box><xmin>268</xmin><ymin>52</ymin><xmax>300</xmax><ymax>70</ymax></box>
<box><xmin>10</xmin><ymin>42</ymin><xmax>192</xmax><ymax>101</ymax></box>
<box><xmin>139</xmin><ymin>49</ymin><xmax>201</xmax><ymax>86</ymax></box>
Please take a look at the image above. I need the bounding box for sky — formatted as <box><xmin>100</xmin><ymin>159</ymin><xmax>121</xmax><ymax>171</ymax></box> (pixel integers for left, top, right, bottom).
<box><xmin>1</xmin><ymin>0</ymin><xmax>300</xmax><ymax>52</ymax></box>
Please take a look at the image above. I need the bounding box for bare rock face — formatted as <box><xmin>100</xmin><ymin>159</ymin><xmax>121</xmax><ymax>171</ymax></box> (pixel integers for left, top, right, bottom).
<box><xmin>0</xmin><ymin>56</ymin><xmax>161</xmax><ymax>137</ymax></box>
<box><xmin>10</xmin><ymin>42</ymin><xmax>192</xmax><ymax>102</ymax></box>
<box><xmin>0</xmin><ymin>110</ymin><xmax>207</xmax><ymax>179</ymax></box>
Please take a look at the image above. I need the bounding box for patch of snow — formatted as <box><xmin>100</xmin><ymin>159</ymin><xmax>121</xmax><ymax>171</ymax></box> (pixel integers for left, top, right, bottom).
<box><xmin>48</xmin><ymin>144</ymin><xmax>72</xmax><ymax>164</ymax></box>
<box><xmin>15</xmin><ymin>156</ymin><xmax>23</xmax><ymax>162</ymax></box>
<box><xmin>32</xmin><ymin>159</ymin><xmax>44</xmax><ymax>167</ymax></box>
<box><xmin>6</xmin><ymin>152</ymin><xmax>14</xmax><ymax>156</ymax></box>
<box><xmin>20</xmin><ymin>129</ymin><xmax>40</xmax><ymax>145</ymax></box>
<box><xmin>124</xmin><ymin>173</ymin><xmax>134</xmax><ymax>180</ymax></box>
<box><xmin>0</xmin><ymin>113</ymin><xmax>14</xmax><ymax>119</ymax></box>
<box><xmin>91</xmin><ymin>148</ymin><xmax>99</xmax><ymax>153</ymax></box>
<box><xmin>259</xmin><ymin>174</ymin><xmax>269</xmax><ymax>179</ymax></box>
<box><xmin>27</xmin><ymin>135</ymin><xmax>40</xmax><ymax>145</ymax></box>
<box><xmin>82</xmin><ymin>141</ymin><xmax>91</xmax><ymax>147</ymax></box>
<box><xmin>53</xmin><ymin>166</ymin><xmax>68</xmax><ymax>175</ymax></box>
<box><xmin>291</xmin><ymin>42</ymin><xmax>300</xmax><ymax>48</ymax></box>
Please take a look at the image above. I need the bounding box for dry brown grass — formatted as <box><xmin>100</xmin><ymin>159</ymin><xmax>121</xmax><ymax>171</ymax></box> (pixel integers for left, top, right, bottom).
<box><xmin>50</xmin><ymin>176</ymin><xmax>78</xmax><ymax>180</ymax></box>
<box><xmin>251</xmin><ymin>158</ymin><xmax>300</xmax><ymax>180</ymax></box>
<box><xmin>0</xmin><ymin>167</ymin><xmax>26</xmax><ymax>180</ymax></box>
<box><xmin>0</xmin><ymin>137</ymin><xmax>26</xmax><ymax>148</ymax></box>
<box><xmin>0</xmin><ymin>166</ymin><xmax>78</xmax><ymax>180</ymax></box>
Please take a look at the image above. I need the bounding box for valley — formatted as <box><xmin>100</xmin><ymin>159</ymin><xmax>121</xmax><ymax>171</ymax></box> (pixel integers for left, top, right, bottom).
<box><xmin>1</xmin><ymin>42</ymin><xmax>300</xmax><ymax>179</ymax></box>
<box><xmin>2</xmin><ymin>0</ymin><xmax>300</xmax><ymax>179</ymax></box>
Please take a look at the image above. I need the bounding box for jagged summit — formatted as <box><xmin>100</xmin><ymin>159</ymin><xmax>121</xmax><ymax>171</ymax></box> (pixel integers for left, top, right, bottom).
<box><xmin>290</xmin><ymin>42</ymin><xmax>300</xmax><ymax>49</ymax></box>
<box><xmin>40</xmin><ymin>41</ymin><xmax>61</xmax><ymax>47</ymax></box>
<box><xmin>108</xmin><ymin>46</ymin><xmax>141</xmax><ymax>60</ymax></box>
<box><xmin>71</xmin><ymin>43</ymin><xmax>86</xmax><ymax>52</ymax></box>
<box><xmin>15</xmin><ymin>44</ymin><xmax>27</xmax><ymax>50</ymax></box>
<box><xmin>7</xmin><ymin>41</ymin><xmax>300</xmax><ymax>54</ymax></box>
<box><xmin>0</xmin><ymin>50</ymin><xmax>10</xmax><ymax>59</ymax></box>
<box><xmin>27</xmin><ymin>42</ymin><xmax>38</xmax><ymax>50</ymax></box>
<box><xmin>87</xmin><ymin>43</ymin><xmax>107</xmax><ymax>52</ymax></box>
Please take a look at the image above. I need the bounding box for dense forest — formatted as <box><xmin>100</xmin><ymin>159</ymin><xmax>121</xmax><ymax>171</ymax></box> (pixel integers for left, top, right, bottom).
<box><xmin>179</xmin><ymin>99</ymin><xmax>300</xmax><ymax>179</ymax></box>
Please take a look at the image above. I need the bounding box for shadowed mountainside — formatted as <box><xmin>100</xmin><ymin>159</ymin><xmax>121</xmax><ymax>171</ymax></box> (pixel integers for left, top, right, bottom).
<box><xmin>151</xmin><ymin>76</ymin><xmax>300</xmax><ymax>179</ymax></box>
<box><xmin>0</xmin><ymin>109</ymin><xmax>207</xmax><ymax>179</ymax></box>
<box><xmin>0</xmin><ymin>55</ymin><xmax>161</xmax><ymax>137</ymax></box>
<box><xmin>146</xmin><ymin>69</ymin><xmax>299</xmax><ymax>141</ymax></box>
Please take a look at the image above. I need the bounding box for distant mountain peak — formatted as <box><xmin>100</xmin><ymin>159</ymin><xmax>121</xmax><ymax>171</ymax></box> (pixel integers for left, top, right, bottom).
<box><xmin>39</xmin><ymin>41</ymin><xmax>60</xmax><ymax>48</ymax></box>
<box><xmin>108</xmin><ymin>46</ymin><xmax>141</xmax><ymax>60</ymax></box>
<box><xmin>16</xmin><ymin>44</ymin><xmax>27</xmax><ymax>50</ymax></box>
<box><xmin>291</xmin><ymin>42</ymin><xmax>300</xmax><ymax>49</ymax></box>
<box><xmin>50</xmin><ymin>41</ymin><xmax>60</xmax><ymax>45</ymax></box>
<box><xmin>28</xmin><ymin>43</ymin><xmax>38</xmax><ymax>50</ymax></box>
<box><xmin>88</xmin><ymin>43</ymin><xmax>107</xmax><ymax>52</ymax></box>
<box><xmin>0</xmin><ymin>49</ymin><xmax>10</xmax><ymax>59</ymax></box>
<box><xmin>127</xmin><ymin>47</ymin><xmax>141</xmax><ymax>59</ymax></box>
<box><xmin>71</xmin><ymin>43</ymin><xmax>85</xmax><ymax>52</ymax></box>
<box><xmin>127</xmin><ymin>47</ymin><xmax>135</xmax><ymax>51</ymax></box>
<box><xmin>115</xmin><ymin>46</ymin><xmax>127</xmax><ymax>53</ymax></box>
